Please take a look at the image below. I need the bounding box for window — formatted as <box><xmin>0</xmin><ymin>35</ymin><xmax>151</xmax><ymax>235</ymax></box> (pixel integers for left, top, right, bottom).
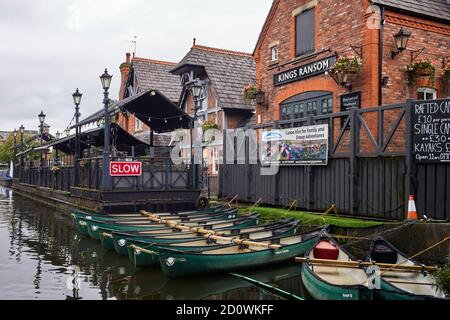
<box><xmin>295</xmin><ymin>8</ymin><xmax>315</xmax><ymax>56</ymax></box>
<box><xmin>280</xmin><ymin>91</ymin><xmax>333</xmax><ymax>121</ymax></box>
<box><xmin>417</xmin><ymin>88</ymin><xmax>436</xmax><ymax>101</ymax></box>
<box><xmin>135</xmin><ymin>118</ymin><xmax>143</xmax><ymax>131</ymax></box>
<box><xmin>271</xmin><ymin>46</ymin><xmax>278</xmax><ymax>62</ymax></box>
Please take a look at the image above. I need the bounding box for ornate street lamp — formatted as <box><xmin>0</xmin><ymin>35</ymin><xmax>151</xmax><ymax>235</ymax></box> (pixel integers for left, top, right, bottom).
<box><xmin>56</xmin><ymin>131</ymin><xmax>61</xmax><ymax>139</ymax></box>
<box><xmin>72</xmin><ymin>88</ymin><xmax>83</xmax><ymax>184</ymax></box>
<box><xmin>188</xmin><ymin>79</ymin><xmax>207</xmax><ymax>190</ymax></box>
<box><xmin>391</xmin><ymin>27</ymin><xmax>411</xmax><ymax>59</ymax></box>
<box><xmin>100</xmin><ymin>68</ymin><xmax>113</xmax><ymax>191</ymax></box>
<box><xmin>65</xmin><ymin>128</ymin><xmax>70</xmax><ymax>137</ymax></box>
<box><xmin>38</xmin><ymin>110</ymin><xmax>46</xmax><ymax>169</ymax></box>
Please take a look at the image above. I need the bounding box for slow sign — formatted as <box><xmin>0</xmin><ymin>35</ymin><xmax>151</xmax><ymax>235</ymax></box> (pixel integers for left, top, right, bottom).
<box><xmin>110</xmin><ymin>161</ymin><xmax>142</xmax><ymax>176</ymax></box>
<box><xmin>412</xmin><ymin>98</ymin><xmax>450</xmax><ymax>163</ymax></box>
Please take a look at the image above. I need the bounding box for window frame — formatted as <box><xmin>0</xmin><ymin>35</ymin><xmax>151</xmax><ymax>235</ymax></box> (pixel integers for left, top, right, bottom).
<box><xmin>271</xmin><ymin>46</ymin><xmax>279</xmax><ymax>63</ymax></box>
<box><xmin>294</xmin><ymin>7</ymin><xmax>316</xmax><ymax>57</ymax></box>
<box><xmin>417</xmin><ymin>87</ymin><xmax>437</xmax><ymax>101</ymax></box>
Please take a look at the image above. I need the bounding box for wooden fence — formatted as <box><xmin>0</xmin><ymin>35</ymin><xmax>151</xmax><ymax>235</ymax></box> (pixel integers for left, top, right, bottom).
<box><xmin>220</xmin><ymin>101</ymin><xmax>450</xmax><ymax>221</ymax></box>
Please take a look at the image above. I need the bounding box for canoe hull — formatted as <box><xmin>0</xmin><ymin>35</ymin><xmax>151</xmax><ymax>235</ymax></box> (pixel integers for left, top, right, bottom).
<box><xmin>159</xmin><ymin>236</ymin><xmax>317</xmax><ymax>278</ymax></box>
<box><xmin>301</xmin><ymin>263</ymin><xmax>373</xmax><ymax>300</ymax></box>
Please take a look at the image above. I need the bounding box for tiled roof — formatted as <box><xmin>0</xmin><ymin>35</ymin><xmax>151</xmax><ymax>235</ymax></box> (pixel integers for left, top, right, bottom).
<box><xmin>172</xmin><ymin>45</ymin><xmax>256</xmax><ymax>111</ymax></box>
<box><xmin>131</xmin><ymin>57</ymin><xmax>182</xmax><ymax>103</ymax></box>
<box><xmin>371</xmin><ymin>0</ymin><xmax>450</xmax><ymax>22</ymax></box>
<box><xmin>133</xmin><ymin>131</ymin><xmax>171</xmax><ymax>147</ymax></box>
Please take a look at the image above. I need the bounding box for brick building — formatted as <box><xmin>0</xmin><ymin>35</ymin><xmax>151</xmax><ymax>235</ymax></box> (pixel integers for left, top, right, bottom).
<box><xmin>170</xmin><ymin>43</ymin><xmax>256</xmax><ymax>175</ymax></box>
<box><xmin>253</xmin><ymin>0</ymin><xmax>450</xmax><ymax>141</ymax></box>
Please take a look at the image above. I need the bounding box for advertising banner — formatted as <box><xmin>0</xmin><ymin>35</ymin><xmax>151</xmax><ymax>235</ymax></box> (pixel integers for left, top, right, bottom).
<box><xmin>262</xmin><ymin>124</ymin><xmax>329</xmax><ymax>165</ymax></box>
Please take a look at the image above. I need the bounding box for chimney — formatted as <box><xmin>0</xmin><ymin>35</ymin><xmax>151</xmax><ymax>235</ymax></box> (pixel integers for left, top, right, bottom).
<box><xmin>119</xmin><ymin>52</ymin><xmax>132</xmax><ymax>100</ymax></box>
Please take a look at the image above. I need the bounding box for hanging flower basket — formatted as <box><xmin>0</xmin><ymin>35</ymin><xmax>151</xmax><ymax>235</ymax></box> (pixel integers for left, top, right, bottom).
<box><xmin>201</xmin><ymin>120</ymin><xmax>218</xmax><ymax>132</ymax></box>
<box><xmin>329</xmin><ymin>55</ymin><xmax>362</xmax><ymax>86</ymax></box>
<box><xmin>405</xmin><ymin>58</ymin><xmax>436</xmax><ymax>87</ymax></box>
<box><xmin>50</xmin><ymin>166</ymin><xmax>60</xmax><ymax>174</ymax></box>
<box><xmin>255</xmin><ymin>91</ymin><xmax>266</xmax><ymax>105</ymax></box>
<box><xmin>243</xmin><ymin>84</ymin><xmax>258</xmax><ymax>101</ymax></box>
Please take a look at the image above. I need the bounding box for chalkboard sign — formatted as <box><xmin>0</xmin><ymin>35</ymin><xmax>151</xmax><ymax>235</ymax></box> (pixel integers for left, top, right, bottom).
<box><xmin>340</xmin><ymin>92</ymin><xmax>361</xmax><ymax>129</ymax></box>
<box><xmin>412</xmin><ymin>98</ymin><xmax>450</xmax><ymax>163</ymax></box>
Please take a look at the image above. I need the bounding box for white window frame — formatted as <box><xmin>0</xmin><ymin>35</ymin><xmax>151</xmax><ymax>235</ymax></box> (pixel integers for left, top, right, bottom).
<box><xmin>271</xmin><ymin>46</ymin><xmax>279</xmax><ymax>63</ymax></box>
<box><xmin>417</xmin><ymin>88</ymin><xmax>437</xmax><ymax>101</ymax></box>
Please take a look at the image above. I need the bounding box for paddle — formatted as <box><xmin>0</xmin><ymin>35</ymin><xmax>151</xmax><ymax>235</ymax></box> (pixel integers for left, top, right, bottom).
<box><xmin>139</xmin><ymin>210</ymin><xmax>282</xmax><ymax>250</ymax></box>
<box><xmin>295</xmin><ymin>257</ymin><xmax>437</xmax><ymax>273</ymax></box>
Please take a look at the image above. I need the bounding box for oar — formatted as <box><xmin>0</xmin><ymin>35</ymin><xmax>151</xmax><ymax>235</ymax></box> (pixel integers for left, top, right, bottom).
<box><xmin>295</xmin><ymin>257</ymin><xmax>437</xmax><ymax>272</ymax></box>
<box><xmin>229</xmin><ymin>273</ymin><xmax>304</xmax><ymax>301</ymax></box>
<box><xmin>140</xmin><ymin>210</ymin><xmax>281</xmax><ymax>250</ymax></box>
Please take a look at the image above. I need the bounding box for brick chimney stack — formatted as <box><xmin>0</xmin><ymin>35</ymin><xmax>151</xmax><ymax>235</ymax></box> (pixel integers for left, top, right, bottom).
<box><xmin>119</xmin><ymin>52</ymin><xmax>132</xmax><ymax>100</ymax></box>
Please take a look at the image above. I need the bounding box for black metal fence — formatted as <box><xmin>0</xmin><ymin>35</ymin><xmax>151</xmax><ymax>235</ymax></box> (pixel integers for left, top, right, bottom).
<box><xmin>220</xmin><ymin>101</ymin><xmax>450</xmax><ymax>221</ymax></box>
<box><xmin>17</xmin><ymin>157</ymin><xmax>192</xmax><ymax>192</ymax></box>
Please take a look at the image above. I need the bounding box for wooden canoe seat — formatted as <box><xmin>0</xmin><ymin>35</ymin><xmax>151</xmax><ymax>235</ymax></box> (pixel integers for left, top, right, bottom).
<box><xmin>313</xmin><ymin>240</ymin><xmax>339</xmax><ymax>260</ymax></box>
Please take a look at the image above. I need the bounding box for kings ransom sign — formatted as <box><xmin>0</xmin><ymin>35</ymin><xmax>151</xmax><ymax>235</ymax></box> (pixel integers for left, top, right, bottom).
<box><xmin>274</xmin><ymin>55</ymin><xmax>336</xmax><ymax>86</ymax></box>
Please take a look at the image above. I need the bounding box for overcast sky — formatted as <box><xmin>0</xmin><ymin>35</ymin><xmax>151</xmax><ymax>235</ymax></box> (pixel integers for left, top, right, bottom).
<box><xmin>0</xmin><ymin>0</ymin><xmax>272</xmax><ymax>134</ymax></box>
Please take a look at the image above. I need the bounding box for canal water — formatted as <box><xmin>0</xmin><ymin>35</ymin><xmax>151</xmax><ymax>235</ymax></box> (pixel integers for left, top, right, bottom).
<box><xmin>0</xmin><ymin>187</ymin><xmax>313</xmax><ymax>300</ymax></box>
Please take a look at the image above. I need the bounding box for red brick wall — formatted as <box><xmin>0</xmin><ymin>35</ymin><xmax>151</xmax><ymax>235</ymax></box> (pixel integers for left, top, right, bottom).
<box><xmin>254</xmin><ymin>0</ymin><xmax>450</xmax><ymax>153</ymax></box>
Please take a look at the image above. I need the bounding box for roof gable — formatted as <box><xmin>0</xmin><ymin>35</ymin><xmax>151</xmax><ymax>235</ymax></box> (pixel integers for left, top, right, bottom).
<box><xmin>172</xmin><ymin>45</ymin><xmax>256</xmax><ymax>111</ymax></box>
<box><xmin>127</xmin><ymin>57</ymin><xmax>182</xmax><ymax>103</ymax></box>
<box><xmin>253</xmin><ymin>0</ymin><xmax>280</xmax><ymax>55</ymax></box>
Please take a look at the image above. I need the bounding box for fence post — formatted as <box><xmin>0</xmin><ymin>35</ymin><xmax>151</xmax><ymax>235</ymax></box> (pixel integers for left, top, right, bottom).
<box><xmin>349</xmin><ymin>108</ymin><xmax>359</xmax><ymax>215</ymax></box>
<box><xmin>273</xmin><ymin>121</ymin><xmax>281</xmax><ymax>205</ymax></box>
<box><xmin>306</xmin><ymin>116</ymin><xmax>315</xmax><ymax>209</ymax></box>
<box><xmin>404</xmin><ymin>99</ymin><xmax>416</xmax><ymax>218</ymax></box>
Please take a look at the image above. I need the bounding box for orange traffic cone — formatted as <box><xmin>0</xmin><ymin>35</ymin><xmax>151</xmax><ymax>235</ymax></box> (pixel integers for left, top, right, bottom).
<box><xmin>407</xmin><ymin>195</ymin><xmax>419</xmax><ymax>220</ymax></box>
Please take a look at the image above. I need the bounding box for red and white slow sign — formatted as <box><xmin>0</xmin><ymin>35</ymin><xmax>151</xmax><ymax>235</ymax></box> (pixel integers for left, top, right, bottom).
<box><xmin>110</xmin><ymin>161</ymin><xmax>142</xmax><ymax>176</ymax></box>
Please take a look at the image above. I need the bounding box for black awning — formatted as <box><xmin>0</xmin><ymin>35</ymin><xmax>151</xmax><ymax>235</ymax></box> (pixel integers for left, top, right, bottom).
<box><xmin>34</xmin><ymin>124</ymin><xmax>149</xmax><ymax>156</ymax></box>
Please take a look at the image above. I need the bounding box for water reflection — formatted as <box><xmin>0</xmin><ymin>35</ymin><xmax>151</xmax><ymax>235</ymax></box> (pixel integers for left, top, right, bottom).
<box><xmin>0</xmin><ymin>188</ymin><xmax>309</xmax><ymax>300</ymax></box>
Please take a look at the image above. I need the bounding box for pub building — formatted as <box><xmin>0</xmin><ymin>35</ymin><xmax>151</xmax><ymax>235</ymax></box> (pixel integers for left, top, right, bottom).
<box><xmin>116</xmin><ymin>42</ymin><xmax>256</xmax><ymax>181</ymax></box>
<box><xmin>253</xmin><ymin>0</ymin><xmax>450</xmax><ymax>136</ymax></box>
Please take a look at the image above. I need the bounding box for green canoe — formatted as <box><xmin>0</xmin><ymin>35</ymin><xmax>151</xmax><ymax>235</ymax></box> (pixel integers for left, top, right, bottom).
<box><xmin>99</xmin><ymin>218</ymin><xmax>294</xmax><ymax>252</ymax></box>
<box><xmin>367</xmin><ymin>237</ymin><xmax>445</xmax><ymax>300</ymax></box>
<box><xmin>71</xmin><ymin>206</ymin><xmax>233</xmax><ymax>224</ymax></box>
<box><xmin>128</xmin><ymin>219</ymin><xmax>301</xmax><ymax>267</ymax></box>
<box><xmin>109</xmin><ymin>214</ymin><xmax>263</xmax><ymax>256</ymax></box>
<box><xmin>85</xmin><ymin>213</ymin><xmax>260</xmax><ymax>240</ymax></box>
<box><xmin>300</xmin><ymin>235</ymin><xmax>373</xmax><ymax>300</ymax></box>
<box><xmin>158</xmin><ymin>227</ymin><xmax>324</xmax><ymax>278</ymax></box>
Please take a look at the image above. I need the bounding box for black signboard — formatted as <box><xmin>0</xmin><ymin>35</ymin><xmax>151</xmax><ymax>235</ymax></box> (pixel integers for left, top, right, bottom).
<box><xmin>340</xmin><ymin>92</ymin><xmax>361</xmax><ymax>129</ymax></box>
<box><xmin>274</xmin><ymin>55</ymin><xmax>336</xmax><ymax>86</ymax></box>
<box><xmin>412</xmin><ymin>98</ymin><xmax>450</xmax><ymax>163</ymax></box>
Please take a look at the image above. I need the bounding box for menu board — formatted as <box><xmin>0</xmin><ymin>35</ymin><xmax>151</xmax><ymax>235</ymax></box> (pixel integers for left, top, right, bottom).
<box><xmin>412</xmin><ymin>99</ymin><xmax>450</xmax><ymax>163</ymax></box>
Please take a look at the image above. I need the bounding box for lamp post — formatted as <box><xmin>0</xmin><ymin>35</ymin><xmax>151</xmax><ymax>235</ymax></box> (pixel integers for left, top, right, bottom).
<box><xmin>72</xmin><ymin>88</ymin><xmax>82</xmax><ymax>185</ymax></box>
<box><xmin>13</xmin><ymin>129</ymin><xmax>17</xmax><ymax>163</ymax></box>
<box><xmin>188</xmin><ymin>79</ymin><xmax>206</xmax><ymax>190</ymax></box>
<box><xmin>100</xmin><ymin>68</ymin><xmax>113</xmax><ymax>191</ymax></box>
<box><xmin>38</xmin><ymin>110</ymin><xmax>46</xmax><ymax>168</ymax></box>
<box><xmin>19</xmin><ymin>125</ymin><xmax>25</xmax><ymax>182</ymax></box>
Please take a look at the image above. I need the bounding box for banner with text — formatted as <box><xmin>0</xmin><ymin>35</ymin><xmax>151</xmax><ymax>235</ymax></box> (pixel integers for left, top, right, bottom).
<box><xmin>262</xmin><ymin>124</ymin><xmax>329</xmax><ymax>165</ymax></box>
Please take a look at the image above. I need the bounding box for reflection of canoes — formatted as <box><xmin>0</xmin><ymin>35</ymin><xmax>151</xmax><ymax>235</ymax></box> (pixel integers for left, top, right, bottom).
<box><xmin>367</xmin><ymin>237</ymin><xmax>446</xmax><ymax>300</ymax></box>
<box><xmin>160</xmin><ymin>263</ymin><xmax>302</xmax><ymax>300</ymax></box>
<box><xmin>158</xmin><ymin>227</ymin><xmax>324</xmax><ymax>278</ymax></box>
<box><xmin>85</xmin><ymin>213</ymin><xmax>260</xmax><ymax>240</ymax></box>
<box><xmin>120</xmin><ymin>268</ymin><xmax>170</xmax><ymax>299</ymax></box>
<box><xmin>128</xmin><ymin>219</ymin><xmax>301</xmax><ymax>266</ymax></box>
<box><xmin>101</xmin><ymin>218</ymin><xmax>294</xmax><ymax>254</ymax></box>
<box><xmin>300</xmin><ymin>235</ymin><xmax>373</xmax><ymax>300</ymax></box>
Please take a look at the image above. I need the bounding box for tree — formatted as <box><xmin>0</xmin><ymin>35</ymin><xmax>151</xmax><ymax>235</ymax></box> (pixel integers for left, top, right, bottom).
<box><xmin>0</xmin><ymin>133</ymin><xmax>41</xmax><ymax>165</ymax></box>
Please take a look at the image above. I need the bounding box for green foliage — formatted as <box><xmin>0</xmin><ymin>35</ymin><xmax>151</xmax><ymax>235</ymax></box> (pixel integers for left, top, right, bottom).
<box><xmin>330</xmin><ymin>55</ymin><xmax>363</xmax><ymax>74</ymax></box>
<box><xmin>0</xmin><ymin>133</ymin><xmax>15</xmax><ymax>164</ymax></box>
<box><xmin>242</xmin><ymin>84</ymin><xmax>258</xmax><ymax>101</ymax></box>
<box><xmin>435</xmin><ymin>258</ymin><xmax>450</xmax><ymax>295</ymax></box>
<box><xmin>238</xmin><ymin>206</ymin><xmax>386</xmax><ymax>229</ymax></box>
<box><xmin>405</xmin><ymin>58</ymin><xmax>436</xmax><ymax>80</ymax></box>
